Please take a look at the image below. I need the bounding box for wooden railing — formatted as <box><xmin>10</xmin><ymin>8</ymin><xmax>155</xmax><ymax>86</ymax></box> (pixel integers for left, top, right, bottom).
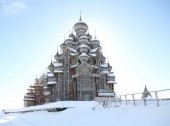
<box><xmin>119</xmin><ymin>89</ymin><xmax>170</xmax><ymax>107</ymax></box>
<box><xmin>93</xmin><ymin>89</ymin><xmax>170</xmax><ymax>109</ymax></box>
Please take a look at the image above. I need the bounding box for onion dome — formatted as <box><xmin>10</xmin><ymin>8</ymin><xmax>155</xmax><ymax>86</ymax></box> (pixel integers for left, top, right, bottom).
<box><xmin>108</xmin><ymin>63</ymin><xmax>112</xmax><ymax>71</ymax></box>
<box><xmin>98</xmin><ymin>45</ymin><xmax>102</xmax><ymax>50</ymax></box>
<box><xmin>74</xmin><ymin>21</ymin><xmax>88</xmax><ymax>33</ymax></box>
<box><xmin>48</xmin><ymin>62</ymin><xmax>54</xmax><ymax>72</ymax></box>
<box><xmin>60</xmin><ymin>42</ymin><xmax>66</xmax><ymax>50</ymax></box>
<box><xmin>78</xmin><ymin>44</ymin><xmax>90</xmax><ymax>53</ymax></box>
<box><xmin>35</xmin><ymin>78</ymin><xmax>39</xmax><ymax>84</ymax></box>
<box><xmin>54</xmin><ymin>51</ymin><xmax>60</xmax><ymax>61</ymax></box>
<box><xmin>39</xmin><ymin>74</ymin><xmax>45</xmax><ymax>83</ymax></box>
<box><xmin>43</xmin><ymin>75</ymin><xmax>48</xmax><ymax>84</ymax></box>
<box><xmin>87</xmin><ymin>32</ymin><xmax>92</xmax><ymax>41</ymax></box>
<box><xmin>79</xmin><ymin>35</ymin><xmax>88</xmax><ymax>43</ymax></box>
<box><xmin>64</xmin><ymin>37</ymin><xmax>74</xmax><ymax>46</ymax></box>
<box><xmin>91</xmin><ymin>38</ymin><xmax>100</xmax><ymax>45</ymax></box>
<box><xmin>69</xmin><ymin>32</ymin><xmax>75</xmax><ymax>39</ymax></box>
<box><xmin>78</xmin><ymin>53</ymin><xmax>90</xmax><ymax>64</ymax></box>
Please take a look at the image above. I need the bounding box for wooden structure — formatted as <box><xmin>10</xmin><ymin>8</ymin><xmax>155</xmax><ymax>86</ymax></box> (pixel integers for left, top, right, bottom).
<box><xmin>24</xmin><ymin>78</ymin><xmax>45</xmax><ymax>107</ymax></box>
<box><xmin>24</xmin><ymin>17</ymin><xmax>117</xmax><ymax>106</ymax></box>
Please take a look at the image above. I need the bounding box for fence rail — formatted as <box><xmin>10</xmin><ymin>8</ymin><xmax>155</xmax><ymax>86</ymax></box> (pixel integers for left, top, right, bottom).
<box><xmin>119</xmin><ymin>88</ymin><xmax>170</xmax><ymax>107</ymax></box>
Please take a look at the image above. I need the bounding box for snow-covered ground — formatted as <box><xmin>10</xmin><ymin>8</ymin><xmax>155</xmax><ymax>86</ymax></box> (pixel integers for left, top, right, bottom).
<box><xmin>0</xmin><ymin>100</ymin><xmax>170</xmax><ymax>126</ymax></box>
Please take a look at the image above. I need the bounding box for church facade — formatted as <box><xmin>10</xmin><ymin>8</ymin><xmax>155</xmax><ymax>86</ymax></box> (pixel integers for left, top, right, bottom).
<box><xmin>24</xmin><ymin>17</ymin><xmax>117</xmax><ymax>107</ymax></box>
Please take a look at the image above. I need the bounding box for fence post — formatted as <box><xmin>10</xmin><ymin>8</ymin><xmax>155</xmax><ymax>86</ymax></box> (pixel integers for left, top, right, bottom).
<box><xmin>114</xmin><ymin>97</ymin><xmax>116</xmax><ymax>107</ymax></box>
<box><xmin>132</xmin><ymin>94</ymin><xmax>135</xmax><ymax>106</ymax></box>
<box><xmin>143</xmin><ymin>97</ymin><xmax>146</xmax><ymax>106</ymax></box>
<box><xmin>125</xmin><ymin>95</ymin><xmax>127</xmax><ymax>105</ymax></box>
<box><xmin>155</xmin><ymin>91</ymin><xmax>159</xmax><ymax>107</ymax></box>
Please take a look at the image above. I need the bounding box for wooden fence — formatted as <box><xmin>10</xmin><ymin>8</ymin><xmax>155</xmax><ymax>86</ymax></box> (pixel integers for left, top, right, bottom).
<box><xmin>119</xmin><ymin>89</ymin><xmax>170</xmax><ymax>107</ymax></box>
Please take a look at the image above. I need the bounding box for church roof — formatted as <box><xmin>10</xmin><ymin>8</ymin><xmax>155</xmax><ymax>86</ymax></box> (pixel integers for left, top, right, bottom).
<box><xmin>54</xmin><ymin>70</ymin><xmax>63</xmax><ymax>73</ymax></box>
<box><xmin>98</xmin><ymin>92</ymin><xmax>115</xmax><ymax>97</ymax></box>
<box><xmin>100</xmin><ymin>63</ymin><xmax>108</xmax><ymax>67</ymax></box>
<box><xmin>74</xmin><ymin>20</ymin><xmax>88</xmax><ymax>33</ymax></box>
<box><xmin>54</xmin><ymin>52</ymin><xmax>60</xmax><ymax>61</ymax></box>
<box><xmin>68</xmin><ymin>47</ymin><xmax>77</xmax><ymax>53</ymax></box>
<box><xmin>107</xmin><ymin>81</ymin><xmax>117</xmax><ymax>84</ymax></box>
<box><xmin>100</xmin><ymin>71</ymin><xmax>109</xmax><ymax>74</ymax></box>
<box><xmin>47</xmin><ymin>81</ymin><xmax>57</xmax><ymax>85</ymax></box>
<box><xmin>47</xmin><ymin>72</ymin><xmax>55</xmax><ymax>77</ymax></box>
<box><xmin>90</xmin><ymin>47</ymin><xmax>98</xmax><ymax>53</ymax></box>
<box><xmin>142</xmin><ymin>85</ymin><xmax>152</xmax><ymax>99</ymax></box>
<box><xmin>78</xmin><ymin>53</ymin><xmax>90</xmax><ymax>61</ymax></box>
<box><xmin>53</xmin><ymin>62</ymin><xmax>63</xmax><ymax>67</ymax></box>
<box><xmin>90</xmin><ymin>54</ymin><xmax>96</xmax><ymax>57</ymax></box>
<box><xmin>48</xmin><ymin>62</ymin><xmax>54</xmax><ymax>72</ymax></box>
<box><xmin>107</xmin><ymin>72</ymin><xmax>115</xmax><ymax>77</ymax></box>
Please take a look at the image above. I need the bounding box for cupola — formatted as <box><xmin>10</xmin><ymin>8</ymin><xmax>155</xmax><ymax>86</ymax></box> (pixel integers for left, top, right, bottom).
<box><xmin>48</xmin><ymin>62</ymin><xmax>54</xmax><ymax>72</ymax></box>
<box><xmin>64</xmin><ymin>37</ymin><xmax>74</xmax><ymax>46</ymax></box>
<box><xmin>54</xmin><ymin>51</ymin><xmax>60</xmax><ymax>62</ymax></box>
<box><xmin>78</xmin><ymin>53</ymin><xmax>90</xmax><ymax>64</ymax></box>
<box><xmin>79</xmin><ymin>35</ymin><xmax>88</xmax><ymax>43</ymax></box>
<box><xmin>78</xmin><ymin>44</ymin><xmax>90</xmax><ymax>53</ymax></box>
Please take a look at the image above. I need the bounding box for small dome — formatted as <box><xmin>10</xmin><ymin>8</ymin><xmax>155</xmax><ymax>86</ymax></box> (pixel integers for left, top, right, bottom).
<box><xmin>78</xmin><ymin>53</ymin><xmax>90</xmax><ymax>64</ymax></box>
<box><xmin>98</xmin><ymin>45</ymin><xmax>102</xmax><ymax>50</ymax></box>
<box><xmin>74</xmin><ymin>21</ymin><xmax>88</xmax><ymax>33</ymax></box>
<box><xmin>43</xmin><ymin>76</ymin><xmax>48</xmax><ymax>83</ymax></box>
<box><xmin>35</xmin><ymin>78</ymin><xmax>39</xmax><ymax>83</ymax></box>
<box><xmin>77</xmin><ymin>30</ymin><xmax>86</xmax><ymax>37</ymax></box>
<box><xmin>79</xmin><ymin>35</ymin><xmax>88</xmax><ymax>43</ymax></box>
<box><xmin>48</xmin><ymin>62</ymin><xmax>54</xmax><ymax>72</ymax></box>
<box><xmin>54</xmin><ymin>52</ymin><xmax>60</xmax><ymax>61</ymax></box>
<box><xmin>60</xmin><ymin>42</ymin><xmax>66</xmax><ymax>50</ymax></box>
<box><xmin>78</xmin><ymin>44</ymin><xmax>90</xmax><ymax>53</ymax></box>
<box><xmin>101</xmin><ymin>56</ymin><xmax>106</xmax><ymax>62</ymax></box>
<box><xmin>108</xmin><ymin>63</ymin><xmax>112</xmax><ymax>71</ymax></box>
<box><xmin>91</xmin><ymin>38</ymin><xmax>100</xmax><ymax>45</ymax></box>
<box><xmin>87</xmin><ymin>33</ymin><xmax>92</xmax><ymax>40</ymax></box>
<box><xmin>64</xmin><ymin>37</ymin><xmax>74</xmax><ymax>46</ymax></box>
<box><xmin>69</xmin><ymin>33</ymin><xmax>75</xmax><ymax>39</ymax></box>
<box><xmin>39</xmin><ymin>74</ymin><xmax>45</xmax><ymax>82</ymax></box>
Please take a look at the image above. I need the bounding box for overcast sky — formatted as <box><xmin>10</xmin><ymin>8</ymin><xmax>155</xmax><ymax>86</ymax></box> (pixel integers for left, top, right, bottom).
<box><xmin>0</xmin><ymin>0</ymin><xmax>170</xmax><ymax>109</ymax></box>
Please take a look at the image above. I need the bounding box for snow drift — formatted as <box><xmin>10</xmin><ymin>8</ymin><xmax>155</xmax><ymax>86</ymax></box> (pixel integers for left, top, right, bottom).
<box><xmin>0</xmin><ymin>100</ymin><xmax>170</xmax><ymax>126</ymax></box>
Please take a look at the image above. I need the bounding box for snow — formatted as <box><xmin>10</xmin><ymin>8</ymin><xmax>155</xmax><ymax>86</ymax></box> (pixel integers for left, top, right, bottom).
<box><xmin>24</xmin><ymin>94</ymin><xmax>34</xmax><ymax>97</ymax></box>
<box><xmin>100</xmin><ymin>71</ymin><xmax>109</xmax><ymax>74</ymax></box>
<box><xmin>91</xmin><ymin>47</ymin><xmax>98</xmax><ymax>53</ymax></box>
<box><xmin>68</xmin><ymin>47</ymin><xmax>77</xmax><ymax>53</ymax></box>
<box><xmin>66</xmin><ymin>37</ymin><xmax>73</xmax><ymax>40</ymax></box>
<box><xmin>23</xmin><ymin>98</ymin><xmax>35</xmax><ymax>101</ymax></box>
<box><xmin>54</xmin><ymin>70</ymin><xmax>63</xmax><ymax>73</ymax></box>
<box><xmin>79</xmin><ymin>35</ymin><xmax>88</xmax><ymax>39</ymax></box>
<box><xmin>107</xmin><ymin>72</ymin><xmax>115</xmax><ymax>77</ymax></box>
<box><xmin>69</xmin><ymin>53</ymin><xmax>76</xmax><ymax>56</ymax></box>
<box><xmin>90</xmin><ymin>53</ymin><xmax>96</xmax><ymax>57</ymax></box>
<box><xmin>47</xmin><ymin>81</ymin><xmax>57</xmax><ymax>85</ymax></box>
<box><xmin>70</xmin><ymin>64</ymin><xmax>78</xmax><ymax>68</ymax></box>
<box><xmin>107</xmin><ymin>81</ymin><xmax>117</xmax><ymax>84</ymax></box>
<box><xmin>79</xmin><ymin>44</ymin><xmax>88</xmax><ymax>48</ymax></box>
<box><xmin>78</xmin><ymin>53</ymin><xmax>90</xmax><ymax>59</ymax></box>
<box><xmin>44</xmin><ymin>92</ymin><xmax>51</xmax><ymax>95</ymax></box>
<box><xmin>100</xmin><ymin>63</ymin><xmax>108</xmax><ymax>67</ymax></box>
<box><xmin>98</xmin><ymin>93</ymin><xmax>115</xmax><ymax>96</ymax></box>
<box><xmin>0</xmin><ymin>101</ymin><xmax>170</xmax><ymax>126</ymax></box>
<box><xmin>53</xmin><ymin>62</ymin><xmax>63</xmax><ymax>67</ymax></box>
<box><xmin>47</xmin><ymin>72</ymin><xmax>54</xmax><ymax>77</ymax></box>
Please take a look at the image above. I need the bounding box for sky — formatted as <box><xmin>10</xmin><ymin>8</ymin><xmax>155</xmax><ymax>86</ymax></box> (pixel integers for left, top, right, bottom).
<box><xmin>0</xmin><ymin>0</ymin><xmax>170</xmax><ymax>109</ymax></box>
